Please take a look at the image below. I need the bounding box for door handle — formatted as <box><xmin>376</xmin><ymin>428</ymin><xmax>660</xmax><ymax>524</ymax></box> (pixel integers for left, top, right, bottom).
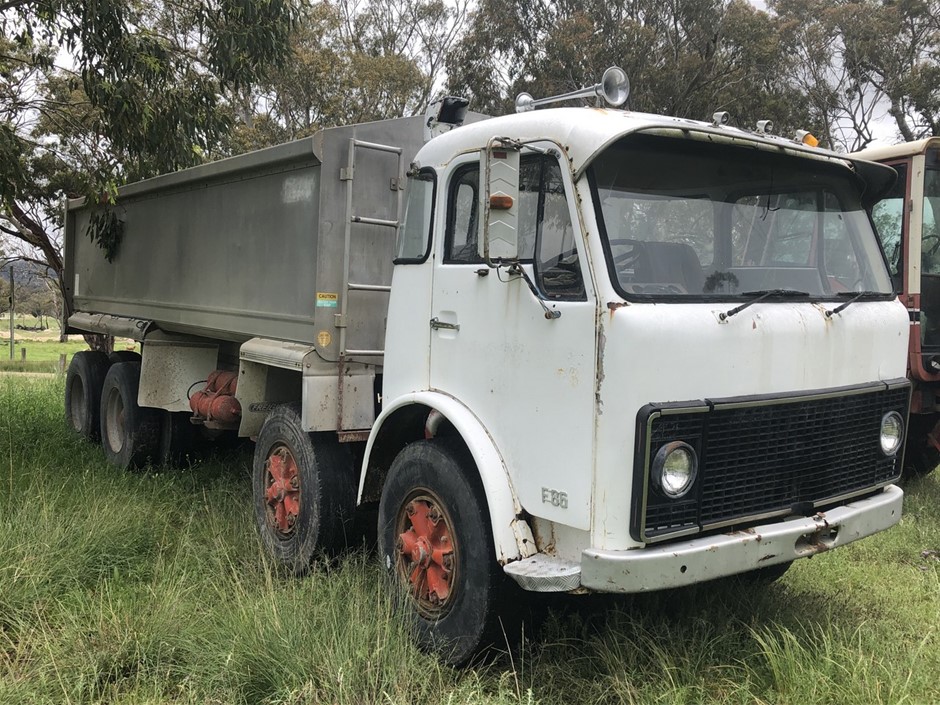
<box><xmin>430</xmin><ymin>317</ymin><xmax>459</xmax><ymax>331</ymax></box>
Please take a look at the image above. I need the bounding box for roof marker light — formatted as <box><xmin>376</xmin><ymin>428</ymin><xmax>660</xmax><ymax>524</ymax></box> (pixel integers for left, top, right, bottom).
<box><xmin>796</xmin><ymin>130</ymin><xmax>820</xmax><ymax>148</ymax></box>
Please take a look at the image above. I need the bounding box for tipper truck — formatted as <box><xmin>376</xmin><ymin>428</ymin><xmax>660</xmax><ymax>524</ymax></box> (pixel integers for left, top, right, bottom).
<box><xmin>852</xmin><ymin>138</ymin><xmax>940</xmax><ymax>476</ymax></box>
<box><xmin>64</xmin><ymin>68</ymin><xmax>911</xmax><ymax>664</ymax></box>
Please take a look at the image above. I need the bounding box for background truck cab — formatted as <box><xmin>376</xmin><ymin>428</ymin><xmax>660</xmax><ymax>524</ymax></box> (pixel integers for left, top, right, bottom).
<box><xmin>854</xmin><ymin>138</ymin><xmax>940</xmax><ymax>475</ymax></box>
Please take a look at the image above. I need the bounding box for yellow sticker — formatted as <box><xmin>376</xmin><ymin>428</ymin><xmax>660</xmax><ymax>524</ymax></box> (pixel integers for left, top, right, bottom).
<box><xmin>317</xmin><ymin>330</ymin><xmax>333</xmax><ymax>347</ymax></box>
<box><xmin>316</xmin><ymin>292</ymin><xmax>338</xmax><ymax>308</ymax></box>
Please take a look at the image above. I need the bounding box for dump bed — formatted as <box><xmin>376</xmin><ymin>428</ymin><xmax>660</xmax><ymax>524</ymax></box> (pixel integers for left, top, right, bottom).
<box><xmin>65</xmin><ymin>115</ymin><xmax>428</xmax><ymax>362</ymax></box>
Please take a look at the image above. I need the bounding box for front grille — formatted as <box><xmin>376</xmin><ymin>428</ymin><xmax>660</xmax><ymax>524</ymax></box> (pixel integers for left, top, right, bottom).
<box><xmin>634</xmin><ymin>380</ymin><xmax>910</xmax><ymax>542</ymax></box>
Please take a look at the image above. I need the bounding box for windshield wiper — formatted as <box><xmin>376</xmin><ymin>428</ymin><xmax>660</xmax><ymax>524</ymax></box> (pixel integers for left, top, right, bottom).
<box><xmin>825</xmin><ymin>291</ymin><xmax>883</xmax><ymax>318</ymax></box>
<box><xmin>719</xmin><ymin>289</ymin><xmax>809</xmax><ymax>321</ymax></box>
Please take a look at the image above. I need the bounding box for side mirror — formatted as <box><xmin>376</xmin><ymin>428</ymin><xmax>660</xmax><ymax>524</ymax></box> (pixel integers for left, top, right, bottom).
<box><xmin>478</xmin><ymin>143</ymin><xmax>520</xmax><ymax>264</ymax></box>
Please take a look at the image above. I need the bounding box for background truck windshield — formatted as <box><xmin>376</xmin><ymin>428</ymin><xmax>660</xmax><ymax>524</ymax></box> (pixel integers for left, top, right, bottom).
<box><xmin>589</xmin><ymin>134</ymin><xmax>893</xmax><ymax>300</ymax></box>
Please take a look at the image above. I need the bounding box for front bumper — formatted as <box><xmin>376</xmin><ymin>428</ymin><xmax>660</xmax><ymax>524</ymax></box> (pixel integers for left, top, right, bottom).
<box><xmin>579</xmin><ymin>484</ymin><xmax>902</xmax><ymax>593</ymax></box>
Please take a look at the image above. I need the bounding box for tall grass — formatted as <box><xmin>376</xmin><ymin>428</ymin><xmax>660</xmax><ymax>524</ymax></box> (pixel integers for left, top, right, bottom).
<box><xmin>2</xmin><ymin>376</ymin><xmax>940</xmax><ymax>703</ymax></box>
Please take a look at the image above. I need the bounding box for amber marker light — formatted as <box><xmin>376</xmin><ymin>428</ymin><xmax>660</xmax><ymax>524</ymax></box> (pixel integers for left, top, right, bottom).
<box><xmin>490</xmin><ymin>194</ymin><xmax>514</xmax><ymax>210</ymax></box>
<box><xmin>796</xmin><ymin>130</ymin><xmax>819</xmax><ymax>147</ymax></box>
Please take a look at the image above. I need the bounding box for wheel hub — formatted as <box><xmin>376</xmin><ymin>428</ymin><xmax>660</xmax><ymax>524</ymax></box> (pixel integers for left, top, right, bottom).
<box><xmin>264</xmin><ymin>445</ymin><xmax>300</xmax><ymax>536</ymax></box>
<box><xmin>397</xmin><ymin>496</ymin><xmax>455</xmax><ymax>614</ymax></box>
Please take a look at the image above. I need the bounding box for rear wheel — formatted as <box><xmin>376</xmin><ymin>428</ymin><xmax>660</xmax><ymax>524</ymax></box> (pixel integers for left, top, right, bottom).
<box><xmin>64</xmin><ymin>350</ymin><xmax>110</xmax><ymax>441</ymax></box>
<box><xmin>100</xmin><ymin>362</ymin><xmax>161</xmax><ymax>469</ymax></box>
<box><xmin>378</xmin><ymin>439</ymin><xmax>504</xmax><ymax>666</ymax></box>
<box><xmin>108</xmin><ymin>350</ymin><xmax>141</xmax><ymax>365</ymax></box>
<box><xmin>157</xmin><ymin>410</ymin><xmax>196</xmax><ymax>467</ymax></box>
<box><xmin>252</xmin><ymin>404</ymin><xmax>356</xmax><ymax>574</ymax></box>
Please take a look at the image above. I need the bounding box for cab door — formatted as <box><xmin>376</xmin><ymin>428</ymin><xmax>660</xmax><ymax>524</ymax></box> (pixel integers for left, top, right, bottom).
<box><xmin>428</xmin><ymin>149</ymin><xmax>598</xmax><ymax>531</ymax></box>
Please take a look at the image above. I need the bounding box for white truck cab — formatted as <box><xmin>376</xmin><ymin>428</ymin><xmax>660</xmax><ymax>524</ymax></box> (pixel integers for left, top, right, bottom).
<box><xmin>366</xmin><ymin>96</ymin><xmax>908</xmax><ymax>660</ymax></box>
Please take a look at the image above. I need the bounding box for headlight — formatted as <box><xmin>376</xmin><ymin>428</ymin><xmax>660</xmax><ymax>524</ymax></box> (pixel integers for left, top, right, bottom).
<box><xmin>652</xmin><ymin>441</ymin><xmax>698</xmax><ymax>498</ymax></box>
<box><xmin>880</xmin><ymin>411</ymin><xmax>904</xmax><ymax>456</ymax></box>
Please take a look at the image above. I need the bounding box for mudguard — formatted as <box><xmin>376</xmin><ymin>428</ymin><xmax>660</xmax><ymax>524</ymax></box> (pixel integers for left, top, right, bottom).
<box><xmin>360</xmin><ymin>391</ymin><xmax>537</xmax><ymax>564</ymax></box>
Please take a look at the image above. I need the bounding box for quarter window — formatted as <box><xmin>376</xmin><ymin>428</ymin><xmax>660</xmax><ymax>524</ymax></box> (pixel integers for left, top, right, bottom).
<box><xmin>395</xmin><ymin>169</ymin><xmax>435</xmax><ymax>263</ymax></box>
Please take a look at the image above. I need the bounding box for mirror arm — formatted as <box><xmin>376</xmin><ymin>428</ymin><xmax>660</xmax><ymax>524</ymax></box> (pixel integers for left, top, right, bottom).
<box><xmin>506</xmin><ymin>263</ymin><xmax>562</xmax><ymax>320</ymax></box>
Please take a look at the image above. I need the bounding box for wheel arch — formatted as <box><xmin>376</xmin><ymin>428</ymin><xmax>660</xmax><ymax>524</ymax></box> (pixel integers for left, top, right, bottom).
<box><xmin>360</xmin><ymin>392</ymin><xmax>537</xmax><ymax>564</ymax></box>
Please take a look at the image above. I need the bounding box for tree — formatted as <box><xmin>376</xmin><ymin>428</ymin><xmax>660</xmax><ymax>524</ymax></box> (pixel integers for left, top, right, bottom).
<box><xmin>225</xmin><ymin>0</ymin><xmax>468</xmax><ymax>153</ymax></box>
<box><xmin>0</xmin><ymin>1</ymin><xmax>297</xmax><ymax>346</ymax></box>
<box><xmin>445</xmin><ymin>0</ymin><xmax>810</xmax><ymax>138</ymax></box>
<box><xmin>772</xmin><ymin>0</ymin><xmax>940</xmax><ymax>148</ymax></box>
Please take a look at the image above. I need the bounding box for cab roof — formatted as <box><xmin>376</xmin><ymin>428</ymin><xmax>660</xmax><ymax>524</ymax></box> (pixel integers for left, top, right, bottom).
<box><xmin>416</xmin><ymin>106</ymin><xmax>882</xmax><ymax>184</ymax></box>
<box><xmin>853</xmin><ymin>136</ymin><xmax>940</xmax><ymax>162</ymax></box>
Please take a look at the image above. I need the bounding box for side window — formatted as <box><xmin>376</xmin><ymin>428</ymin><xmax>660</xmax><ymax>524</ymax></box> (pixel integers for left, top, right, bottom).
<box><xmin>534</xmin><ymin>159</ymin><xmax>585</xmax><ymax>300</ymax></box>
<box><xmin>445</xmin><ymin>159</ymin><xmax>542</xmax><ymax>263</ymax></box>
<box><xmin>870</xmin><ymin>162</ymin><xmax>907</xmax><ymax>284</ymax></box>
<box><xmin>444</xmin><ymin>155</ymin><xmax>584</xmax><ymax>301</ymax></box>
<box><xmin>395</xmin><ymin>169</ymin><xmax>435</xmax><ymax>263</ymax></box>
<box><xmin>923</xmin><ymin>165</ymin><xmax>940</xmax><ymax>275</ymax></box>
<box><xmin>446</xmin><ymin>167</ymin><xmax>480</xmax><ymax>262</ymax></box>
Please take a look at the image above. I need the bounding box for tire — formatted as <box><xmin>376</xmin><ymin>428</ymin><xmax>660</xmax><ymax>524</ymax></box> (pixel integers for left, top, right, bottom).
<box><xmin>99</xmin><ymin>362</ymin><xmax>162</xmax><ymax>470</ymax></box>
<box><xmin>108</xmin><ymin>350</ymin><xmax>141</xmax><ymax>365</ymax></box>
<box><xmin>156</xmin><ymin>410</ymin><xmax>196</xmax><ymax>467</ymax></box>
<box><xmin>903</xmin><ymin>416</ymin><xmax>940</xmax><ymax>478</ymax></box>
<box><xmin>378</xmin><ymin>438</ymin><xmax>504</xmax><ymax>666</ymax></box>
<box><xmin>252</xmin><ymin>404</ymin><xmax>356</xmax><ymax>574</ymax></box>
<box><xmin>64</xmin><ymin>350</ymin><xmax>110</xmax><ymax>441</ymax></box>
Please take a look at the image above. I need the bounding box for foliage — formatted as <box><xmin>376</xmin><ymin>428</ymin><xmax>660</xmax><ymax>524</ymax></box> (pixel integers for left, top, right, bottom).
<box><xmin>447</xmin><ymin>0</ymin><xmax>940</xmax><ymax>149</ymax></box>
<box><xmin>226</xmin><ymin>0</ymin><xmax>468</xmax><ymax>151</ymax></box>
<box><xmin>772</xmin><ymin>0</ymin><xmax>940</xmax><ymax>149</ymax></box>
<box><xmin>446</xmin><ymin>0</ymin><xmax>811</xmax><ymax>137</ymax></box>
<box><xmin>85</xmin><ymin>206</ymin><xmax>124</xmax><ymax>262</ymax></box>
<box><xmin>6</xmin><ymin>0</ymin><xmax>297</xmax><ymax>178</ymax></box>
<box><xmin>0</xmin><ymin>0</ymin><xmax>298</xmax><ymax>309</ymax></box>
<box><xmin>2</xmin><ymin>0</ymin><xmax>940</xmax><ymax>332</ymax></box>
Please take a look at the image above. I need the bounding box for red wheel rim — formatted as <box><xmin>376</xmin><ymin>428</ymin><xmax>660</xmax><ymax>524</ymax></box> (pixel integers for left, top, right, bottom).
<box><xmin>264</xmin><ymin>444</ymin><xmax>301</xmax><ymax>537</ymax></box>
<box><xmin>395</xmin><ymin>491</ymin><xmax>457</xmax><ymax>617</ymax></box>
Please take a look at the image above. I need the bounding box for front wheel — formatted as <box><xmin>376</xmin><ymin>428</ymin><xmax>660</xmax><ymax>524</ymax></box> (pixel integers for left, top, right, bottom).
<box><xmin>378</xmin><ymin>439</ymin><xmax>504</xmax><ymax>666</ymax></box>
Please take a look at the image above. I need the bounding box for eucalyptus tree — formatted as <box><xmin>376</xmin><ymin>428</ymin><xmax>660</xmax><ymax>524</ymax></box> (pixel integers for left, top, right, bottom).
<box><xmin>772</xmin><ymin>0</ymin><xmax>940</xmax><ymax>148</ymax></box>
<box><xmin>445</xmin><ymin>0</ymin><xmax>808</xmax><ymax>136</ymax></box>
<box><xmin>226</xmin><ymin>0</ymin><xmax>469</xmax><ymax>153</ymax></box>
<box><xmin>0</xmin><ymin>0</ymin><xmax>298</xmax><ymax>342</ymax></box>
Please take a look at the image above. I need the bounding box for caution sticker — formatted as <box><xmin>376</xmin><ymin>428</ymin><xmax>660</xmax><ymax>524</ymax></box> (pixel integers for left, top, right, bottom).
<box><xmin>316</xmin><ymin>292</ymin><xmax>338</xmax><ymax>308</ymax></box>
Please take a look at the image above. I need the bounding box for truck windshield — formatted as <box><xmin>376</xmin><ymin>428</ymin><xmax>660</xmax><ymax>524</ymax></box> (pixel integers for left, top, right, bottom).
<box><xmin>589</xmin><ymin>134</ymin><xmax>893</xmax><ymax>301</ymax></box>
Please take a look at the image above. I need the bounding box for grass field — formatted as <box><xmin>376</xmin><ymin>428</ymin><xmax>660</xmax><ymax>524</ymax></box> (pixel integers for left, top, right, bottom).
<box><xmin>0</xmin><ymin>316</ymin><xmax>136</xmax><ymax>373</ymax></box>
<box><xmin>3</xmin><ymin>376</ymin><xmax>940</xmax><ymax>704</ymax></box>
